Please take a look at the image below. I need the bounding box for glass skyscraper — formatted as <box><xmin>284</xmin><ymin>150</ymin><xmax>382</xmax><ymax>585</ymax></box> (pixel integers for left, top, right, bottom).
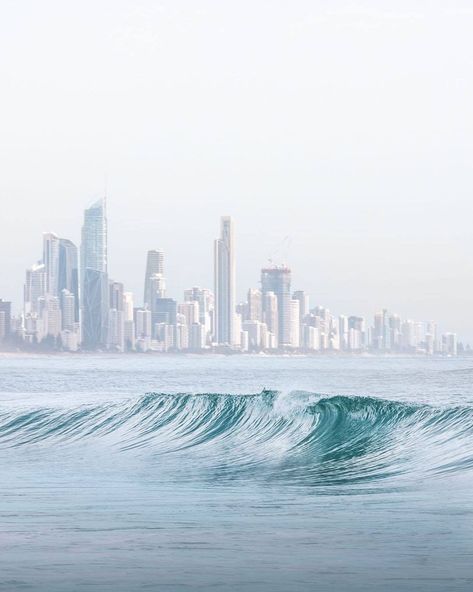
<box><xmin>81</xmin><ymin>198</ymin><xmax>108</xmax><ymax>349</ymax></box>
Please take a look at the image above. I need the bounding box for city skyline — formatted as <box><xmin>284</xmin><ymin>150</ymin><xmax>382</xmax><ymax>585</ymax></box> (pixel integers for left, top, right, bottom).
<box><xmin>0</xmin><ymin>200</ymin><xmax>462</xmax><ymax>355</ymax></box>
<box><xmin>2</xmin><ymin>2</ymin><xmax>473</xmax><ymax>342</ymax></box>
<box><xmin>1</xmin><ymin>195</ymin><xmax>470</xmax><ymax>342</ymax></box>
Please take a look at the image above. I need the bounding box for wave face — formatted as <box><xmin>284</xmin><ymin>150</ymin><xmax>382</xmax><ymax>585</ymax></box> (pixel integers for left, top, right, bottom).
<box><xmin>2</xmin><ymin>391</ymin><xmax>473</xmax><ymax>487</ymax></box>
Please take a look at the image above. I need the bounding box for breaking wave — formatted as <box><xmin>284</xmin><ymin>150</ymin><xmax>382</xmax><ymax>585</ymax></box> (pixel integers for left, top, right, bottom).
<box><xmin>2</xmin><ymin>391</ymin><xmax>473</xmax><ymax>487</ymax></box>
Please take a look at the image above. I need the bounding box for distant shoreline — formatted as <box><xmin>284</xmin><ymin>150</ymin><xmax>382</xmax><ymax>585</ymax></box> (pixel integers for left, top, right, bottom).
<box><xmin>0</xmin><ymin>350</ymin><xmax>468</xmax><ymax>359</ymax></box>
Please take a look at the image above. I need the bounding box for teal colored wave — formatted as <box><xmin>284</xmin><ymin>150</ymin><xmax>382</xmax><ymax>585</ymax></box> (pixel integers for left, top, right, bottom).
<box><xmin>1</xmin><ymin>392</ymin><xmax>473</xmax><ymax>486</ymax></box>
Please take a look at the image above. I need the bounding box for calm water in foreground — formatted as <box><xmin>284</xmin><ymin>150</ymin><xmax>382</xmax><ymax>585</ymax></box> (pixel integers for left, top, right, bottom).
<box><xmin>1</xmin><ymin>354</ymin><xmax>473</xmax><ymax>591</ymax></box>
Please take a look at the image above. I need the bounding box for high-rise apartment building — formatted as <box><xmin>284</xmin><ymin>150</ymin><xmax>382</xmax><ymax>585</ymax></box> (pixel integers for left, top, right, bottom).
<box><xmin>214</xmin><ymin>216</ymin><xmax>235</xmax><ymax>345</ymax></box>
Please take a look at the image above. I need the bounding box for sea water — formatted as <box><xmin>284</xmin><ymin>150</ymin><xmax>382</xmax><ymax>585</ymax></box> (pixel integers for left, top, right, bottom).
<box><xmin>1</xmin><ymin>354</ymin><xmax>473</xmax><ymax>591</ymax></box>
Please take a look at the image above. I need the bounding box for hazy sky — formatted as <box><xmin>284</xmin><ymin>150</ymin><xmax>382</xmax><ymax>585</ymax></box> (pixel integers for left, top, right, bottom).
<box><xmin>1</xmin><ymin>0</ymin><xmax>473</xmax><ymax>339</ymax></box>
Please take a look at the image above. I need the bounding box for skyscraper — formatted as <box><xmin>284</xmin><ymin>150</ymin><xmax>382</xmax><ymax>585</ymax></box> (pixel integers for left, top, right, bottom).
<box><xmin>214</xmin><ymin>216</ymin><xmax>235</xmax><ymax>345</ymax></box>
<box><xmin>81</xmin><ymin>198</ymin><xmax>108</xmax><ymax>276</ymax></box>
<box><xmin>81</xmin><ymin>198</ymin><xmax>108</xmax><ymax>349</ymax></box>
<box><xmin>58</xmin><ymin>239</ymin><xmax>79</xmax><ymax>322</ymax></box>
<box><xmin>261</xmin><ymin>266</ymin><xmax>291</xmax><ymax>347</ymax></box>
<box><xmin>43</xmin><ymin>232</ymin><xmax>60</xmax><ymax>297</ymax></box>
<box><xmin>143</xmin><ymin>250</ymin><xmax>164</xmax><ymax>307</ymax></box>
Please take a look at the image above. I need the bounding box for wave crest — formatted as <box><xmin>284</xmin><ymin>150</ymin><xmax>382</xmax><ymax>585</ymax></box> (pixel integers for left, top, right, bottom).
<box><xmin>2</xmin><ymin>391</ymin><xmax>473</xmax><ymax>487</ymax></box>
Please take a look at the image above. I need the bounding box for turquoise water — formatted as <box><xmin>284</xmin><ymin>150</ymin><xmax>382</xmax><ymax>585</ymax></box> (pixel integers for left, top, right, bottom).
<box><xmin>1</xmin><ymin>354</ymin><xmax>473</xmax><ymax>591</ymax></box>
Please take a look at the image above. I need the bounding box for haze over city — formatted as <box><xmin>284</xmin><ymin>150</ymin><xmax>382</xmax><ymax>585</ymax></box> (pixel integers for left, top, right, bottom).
<box><xmin>1</xmin><ymin>0</ymin><xmax>473</xmax><ymax>339</ymax></box>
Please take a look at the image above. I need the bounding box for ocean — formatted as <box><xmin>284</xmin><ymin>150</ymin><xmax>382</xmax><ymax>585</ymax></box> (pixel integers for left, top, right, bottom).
<box><xmin>1</xmin><ymin>354</ymin><xmax>473</xmax><ymax>591</ymax></box>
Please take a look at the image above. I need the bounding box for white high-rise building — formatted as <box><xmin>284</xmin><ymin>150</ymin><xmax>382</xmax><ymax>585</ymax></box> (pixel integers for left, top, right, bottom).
<box><xmin>43</xmin><ymin>232</ymin><xmax>60</xmax><ymax>297</ymax></box>
<box><xmin>214</xmin><ymin>216</ymin><xmax>236</xmax><ymax>345</ymax></box>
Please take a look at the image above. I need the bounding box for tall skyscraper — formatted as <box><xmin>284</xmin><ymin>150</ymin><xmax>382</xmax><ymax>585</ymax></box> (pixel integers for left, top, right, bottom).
<box><xmin>143</xmin><ymin>250</ymin><xmax>164</xmax><ymax>307</ymax></box>
<box><xmin>81</xmin><ymin>198</ymin><xmax>108</xmax><ymax>349</ymax></box>
<box><xmin>81</xmin><ymin>198</ymin><xmax>108</xmax><ymax>276</ymax></box>
<box><xmin>214</xmin><ymin>216</ymin><xmax>235</xmax><ymax>345</ymax></box>
<box><xmin>261</xmin><ymin>266</ymin><xmax>291</xmax><ymax>347</ymax></box>
<box><xmin>58</xmin><ymin>239</ymin><xmax>79</xmax><ymax>322</ymax></box>
<box><xmin>43</xmin><ymin>232</ymin><xmax>60</xmax><ymax>297</ymax></box>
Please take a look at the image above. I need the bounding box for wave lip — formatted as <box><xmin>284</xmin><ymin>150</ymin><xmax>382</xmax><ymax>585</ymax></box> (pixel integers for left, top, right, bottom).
<box><xmin>1</xmin><ymin>391</ymin><xmax>473</xmax><ymax>487</ymax></box>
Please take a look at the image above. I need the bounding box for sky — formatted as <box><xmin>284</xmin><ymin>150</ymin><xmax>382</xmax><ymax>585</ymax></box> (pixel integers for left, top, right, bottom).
<box><xmin>1</xmin><ymin>0</ymin><xmax>473</xmax><ymax>339</ymax></box>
